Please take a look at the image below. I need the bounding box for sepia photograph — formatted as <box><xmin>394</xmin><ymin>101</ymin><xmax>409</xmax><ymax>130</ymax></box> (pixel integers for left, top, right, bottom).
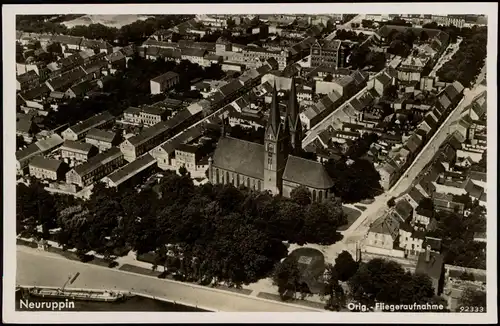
<box><xmin>2</xmin><ymin>2</ymin><xmax>497</xmax><ymax>324</ymax></box>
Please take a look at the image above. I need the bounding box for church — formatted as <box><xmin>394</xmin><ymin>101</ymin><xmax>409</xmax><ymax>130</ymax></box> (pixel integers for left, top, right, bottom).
<box><xmin>207</xmin><ymin>78</ymin><xmax>334</xmax><ymax>202</ymax></box>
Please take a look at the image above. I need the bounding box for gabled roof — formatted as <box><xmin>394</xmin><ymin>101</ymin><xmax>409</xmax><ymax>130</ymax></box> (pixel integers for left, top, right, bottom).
<box><xmin>29</xmin><ymin>156</ymin><xmax>63</xmax><ymax>172</ymax></box>
<box><xmin>105</xmin><ymin>154</ymin><xmax>156</xmax><ymax>186</ymax></box>
<box><xmin>17</xmin><ymin>118</ymin><xmax>34</xmax><ymax>134</ymax></box>
<box><xmin>212</xmin><ymin>136</ymin><xmax>264</xmax><ymax>179</ymax></box>
<box><xmin>36</xmin><ymin>134</ymin><xmax>64</xmax><ymax>152</ymax></box>
<box><xmin>66</xmin><ymin>111</ymin><xmax>114</xmax><ymax>136</ymax></box>
<box><xmin>394</xmin><ymin>199</ymin><xmax>413</xmax><ymax>221</ymax></box>
<box><xmin>151</xmin><ymin>71</ymin><xmax>179</xmax><ymax>83</ymax></box>
<box><xmin>283</xmin><ymin>156</ymin><xmax>334</xmax><ymax>189</ymax></box>
<box><xmin>85</xmin><ymin>128</ymin><xmax>117</xmax><ymax>143</ymax></box>
<box><xmin>17</xmin><ymin>70</ymin><xmax>39</xmax><ymax>84</ymax></box>
<box><xmin>415</xmin><ymin>251</ymin><xmax>444</xmax><ymax>280</ymax></box>
<box><xmin>61</xmin><ymin>140</ymin><xmax>95</xmax><ymax>154</ymax></box>
<box><xmin>73</xmin><ymin>147</ymin><xmax>123</xmax><ymax>176</ymax></box>
<box><xmin>369</xmin><ymin>212</ymin><xmax>400</xmax><ymax>240</ymax></box>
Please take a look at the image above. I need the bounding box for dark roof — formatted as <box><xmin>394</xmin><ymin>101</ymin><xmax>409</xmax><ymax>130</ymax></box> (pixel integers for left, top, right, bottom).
<box><xmin>423</xmin><ymin>237</ymin><xmax>442</xmax><ymax>252</ymax></box>
<box><xmin>51</xmin><ymin>35</ymin><xmax>83</xmax><ymax>46</ymax></box>
<box><xmin>73</xmin><ymin>147</ymin><xmax>123</xmax><ymax>176</ymax></box>
<box><xmin>85</xmin><ymin>128</ymin><xmax>117</xmax><ymax>143</ymax></box>
<box><xmin>18</xmin><ymin>84</ymin><xmax>51</xmax><ymax>101</ymax></box>
<box><xmin>17</xmin><ymin>70</ymin><xmax>39</xmax><ymax>84</ymax></box>
<box><xmin>416</xmin><ymin>206</ymin><xmax>433</xmax><ymax>218</ymax></box>
<box><xmin>415</xmin><ymin>251</ymin><xmax>444</xmax><ymax>280</ymax></box>
<box><xmin>67</xmin><ymin>111</ymin><xmax>114</xmax><ymax>136</ymax></box>
<box><xmin>46</xmin><ymin>67</ymin><xmax>86</xmax><ymax>91</ymax></box>
<box><xmin>81</xmin><ymin>39</ymin><xmax>112</xmax><ymax>49</ymax></box>
<box><xmin>369</xmin><ymin>213</ymin><xmax>400</xmax><ymax>239</ymax></box>
<box><xmin>283</xmin><ymin>156</ymin><xmax>334</xmax><ymax>190</ymax></box>
<box><xmin>212</xmin><ymin>136</ymin><xmax>264</xmax><ymax>179</ymax></box>
<box><xmin>106</xmin><ymin>154</ymin><xmax>156</xmax><ymax>186</ymax></box>
<box><xmin>394</xmin><ymin>199</ymin><xmax>413</xmax><ymax>220</ymax></box>
<box><xmin>180</xmin><ymin>48</ymin><xmax>206</xmax><ymax>57</ymax></box>
<box><xmin>61</xmin><ymin>140</ymin><xmax>95</xmax><ymax>153</ymax></box>
<box><xmin>17</xmin><ymin>118</ymin><xmax>34</xmax><ymax>134</ymax></box>
<box><xmin>151</xmin><ymin>71</ymin><xmax>179</xmax><ymax>83</ymax></box>
<box><xmin>463</xmin><ymin>179</ymin><xmax>484</xmax><ymax>199</ymax></box>
<box><xmin>29</xmin><ymin>156</ymin><xmax>63</xmax><ymax>172</ymax></box>
<box><xmin>405</xmin><ymin>134</ymin><xmax>423</xmax><ymax>153</ymax></box>
<box><xmin>16</xmin><ymin>144</ymin><xmax>42</xmax><ymax>162</ymax></box>
<box><xmin>219</xmin><ymin>80</ymin><xmax>244</xmax><ymax>97</ymax></box>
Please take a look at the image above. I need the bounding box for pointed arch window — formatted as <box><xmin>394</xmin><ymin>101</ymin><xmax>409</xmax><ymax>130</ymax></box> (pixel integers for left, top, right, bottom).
<box><xmin>312</xmin><ymin>189</ymin><xmax>317</xmax><ymax>202</ymax></box>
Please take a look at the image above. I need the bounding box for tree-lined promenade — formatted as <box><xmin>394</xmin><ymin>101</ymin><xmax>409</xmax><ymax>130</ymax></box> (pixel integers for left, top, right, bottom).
<box><xmin>17</xmin><ymin>172</ymin><xmax>347</xmax><ymax>288</ymax></box>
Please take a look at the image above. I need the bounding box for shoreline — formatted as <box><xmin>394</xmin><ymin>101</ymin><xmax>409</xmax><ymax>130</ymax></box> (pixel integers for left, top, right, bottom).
<box><xmin>15</xmin><ymin>246</ymin><xmax>324</xmax><ymax>312</ymax></box>
<box><xmin>16</xmin><ymin>285</ymin><xmax>215</xmax><ymax>312</ymax></box>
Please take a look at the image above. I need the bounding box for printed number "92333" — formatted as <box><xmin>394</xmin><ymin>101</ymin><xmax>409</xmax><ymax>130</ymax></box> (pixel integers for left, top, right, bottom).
<box><xmin>459</xmin><ymin>306</ymin><xmax>485</xmax><ymax>313</ymax></box>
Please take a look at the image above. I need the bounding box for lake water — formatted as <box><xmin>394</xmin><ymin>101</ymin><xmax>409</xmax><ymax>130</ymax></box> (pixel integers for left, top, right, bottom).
<box><xmin>16</xmin><ymin>291</ymin><xmax>209</xmax><ymax>312</ymax></box>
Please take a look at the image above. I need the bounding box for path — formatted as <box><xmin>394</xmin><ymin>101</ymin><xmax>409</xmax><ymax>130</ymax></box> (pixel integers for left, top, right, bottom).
<box><xmin>16</xmin><ymin>246</ymin><xmax>323</xmax><ymax>312</ymax></box>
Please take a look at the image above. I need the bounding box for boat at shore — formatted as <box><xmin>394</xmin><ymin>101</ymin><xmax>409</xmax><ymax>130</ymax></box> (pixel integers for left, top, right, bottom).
<box><xmin>25</xmin><ymin>287</ymin><xmax>128</xmax><ymax>302</ymax></box>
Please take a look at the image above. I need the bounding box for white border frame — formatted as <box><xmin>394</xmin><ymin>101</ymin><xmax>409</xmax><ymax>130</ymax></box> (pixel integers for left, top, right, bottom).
<box><xmin>3</xmin><ymin>3</ymin><xmax>497</xmax><ymax>324</ymax></box>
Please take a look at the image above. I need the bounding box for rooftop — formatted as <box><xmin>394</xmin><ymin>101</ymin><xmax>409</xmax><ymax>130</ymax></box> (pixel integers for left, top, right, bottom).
<box><xmin>105</xmin><ymin>154</ymin><xmax>156</xmax><ymax>186</ymax></box>
<box><xmin>29</xmin><ymin>156</ymin><xmax>63</xmax><ymax>172</ymax></box>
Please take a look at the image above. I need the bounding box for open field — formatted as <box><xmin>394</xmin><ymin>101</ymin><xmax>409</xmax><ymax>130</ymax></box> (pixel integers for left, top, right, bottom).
<box><xmin>61</xmin><ymin>15</ymin><xmax>154</xmax><ymax>29</ymax></box>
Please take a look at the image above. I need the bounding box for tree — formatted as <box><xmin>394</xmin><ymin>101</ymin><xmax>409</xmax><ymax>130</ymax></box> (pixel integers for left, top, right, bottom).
<box><xmin>458</xmin><ymin>287</ymin><xmax>486</xmax><ymax>312</ymax></box>
<box><xmin>348</xmin><ymin>259</ymin><xmax>436</xmax><ymax>307</ymax></box>
<box><xmin>178</xmin><ymin>165</ymin><xmax>188</xmax><ymax>177</ymax></box>
<box><xmin>271</xmin><ymin>259</ymin><xmax>301</xmax><ymax>300</ymax></box>
<box><xmin>418</xmin><ymin>197</ymin><xmax>434</xmax><ymax>211</ymax></box>
<box><xmin>301</xmin><ymin>197</ymin><xmax>346</xmax><ymax>245</ymax></box>
<box><xmin>333</xmin><ymin>251</ymin><xmax>359</xmax><ymax>282</ymax></box>
<box><xmin>324</xmin><ymin>264</ymin><xmax>346</xmax><ymax>311</ymax></box>
<box><xmin>290</xmin><ymin>186</ymin><xmax>312</xmax><ymax>206</ymax></box>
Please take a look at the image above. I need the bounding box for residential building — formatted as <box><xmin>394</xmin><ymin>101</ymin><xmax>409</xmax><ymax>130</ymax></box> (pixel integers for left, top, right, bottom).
<box><xmin>415</xmin><ymin>247</ymin><xmax>445</xmax><ymax>295</ymax></box>
<box><xmin>60</xmin><ymin>140</ymin><xmax>99</xmax><ymax>163</ymax></box>
<box><xmin>61</xmin><ymin>111</ymin><xmax>115</xmax><ymax>141</ymax></box>
<box><xmin>16</xmin><ymin>116</ymin><xmax>38</xmax><ymax>143</ymax></box>
<box><xmin>310</xmin><ymin>39</ymin><xmax>346</xmax><ymax>69</ymax></box>
<box><xmin>85</xmin><ymin>128</ymin><xmax>120</xmax><ymax>152</ymax></box>
<box><xmin>150</xmin><ymin>71</ymin><xmax>180</xmax><ymax>95</ymax></box>
<box><xmin>120</xmin><ymin>106</ymin><xmax>203</xmax><ymax>162</ymax></box>
<box><xmin>123</xmin><ymin>106</ymin><xmax>169</xmax><ymax>126</ymax></box>
<box><xmin>65</xmin><ymin>147</ymin><xmax>125</xmax><ymax>188</ymax></box>
<box><xmin>16</xmin><ymin>70</ymin><xmax>40</xmax><ymax>91</ymax></box>
<box><xmin>365</xmin><ymin>212</ymin><xmax>403</xmax><ymax>257</ymax></box>
<box><xmin>398</xmin><ymin>222</ymin><xmax>425</xmax><ymax>258</ymax></box>
<box><xmin>28</xmin><ymin>156</ymin><xmax>66</xmax><ymax>181</ymax></box>
<box><xmin>102</xmin><ymin>154</ymin><xmax>157</xmax><ymax>188</ymax></box>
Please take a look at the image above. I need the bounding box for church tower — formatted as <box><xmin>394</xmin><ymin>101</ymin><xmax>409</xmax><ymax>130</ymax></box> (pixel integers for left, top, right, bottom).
<box><xmin>287</xmin><ymin>77</ymin><xmax>303</xmax><ymax>154</ymax></box>
<box><xmin>263</xmin><ymin>82</ymin><xmax>288</xmax><ymax>195</ymax></box>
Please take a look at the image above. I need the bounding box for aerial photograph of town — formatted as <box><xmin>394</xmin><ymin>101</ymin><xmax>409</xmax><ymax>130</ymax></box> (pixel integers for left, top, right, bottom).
<box><xmin>5</xmin><ymin>4</ymin><xmax>495</xmax><ymax>323</ymax></box>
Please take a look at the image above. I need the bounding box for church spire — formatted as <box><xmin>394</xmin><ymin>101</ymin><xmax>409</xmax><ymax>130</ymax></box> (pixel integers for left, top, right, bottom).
<box><xmin>287</xmin><ymin>77</ymin><xmax>302</xmax><ymax>152</ymax></box>
<box><xmin>288</xmin><ymin>76</ymin><xmax>298</xmax><ymax>126</ymax></box>
<box><xmin>268</xmin><ymin>80</ymin><xmax>281</xmax><ymax>136</ymax></box>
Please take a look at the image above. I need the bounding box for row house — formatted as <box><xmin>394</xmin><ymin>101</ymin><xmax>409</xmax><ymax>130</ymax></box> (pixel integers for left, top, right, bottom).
<box><xmin>60</xmin><ymin>140</ymin><xmax>99</xmax><ymax>163</ymax></box>
<box><xmin>120</xmin><ymin>107</ymin><xmax>203</xmax><ymax>162</ymax></box>
<box><xmin>152</xmin><ymin>125</ymin><xmax>204</xmax><ymax>170</ymax></box>
<box><xmin>61</xmin><ymin>111</ymin><xmax>115</xmax><ymax>141</ymax></box>
<box><xmin>367</xmin><ymin>67</ymin><xmax>398</xmax><ymax>97</ymax></box>
<box><xmin>397</xmin><ymin>55</ymin><xmax>432</xmax><ymax>82</ymax></box>
<box><xmin>16</xmin><ymin>116</ymin><xmax>38</xmax><ymax>144</ymax></box>
<box><xmin>85</xmin><ymin>128</ymin><xmax>120</xmax><ymax>152</ymax></box>
<box><xmin>44</xmin><ymin>67</ymin><xmax>89</xmax><ymax>92</ymax></box>
<box><xmin>80</xmin><ymin>39</ymin><xmax>113</xmax><ymax>54</ymax></box>
<box><xmin>28</xmin><ymin>156</ymin><xmax>66</xmax><ymax>181</ymax></box>
<box><xmin>150</xmin><ymin>71</ymin><xmax>180</xmax><ymax>95</ymax></box>
<box><xmin>65</xmin><ymin>147</ymin><xmax>125</xmax><ymax>188</ymax></box>
<box><xmin>16</xmin><ymin>134</ymin><xmax>64</xmax><ymax>174</ymax></box>
<box><xmin>102</xmin><ymin>153</ymin><xmax>157</xmax><ymax>189</ymax></box>
<box><xmin>123</xmin><ymin>106</ymin><xmax>169</xmax><ymax>126</ymax></box>
<box><xmin>16</xmin><ymin>70</ymin><xmax>40</xmax><ymax>91</ymax></box>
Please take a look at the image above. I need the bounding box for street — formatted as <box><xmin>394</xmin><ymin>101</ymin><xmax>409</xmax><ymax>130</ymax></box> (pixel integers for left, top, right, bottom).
<box><xmin>307</xmin><ymin>74</ymin><xmax>487</xmax><ymax>263</ymax></box>
<box><xmin>15</xmin><ymin>246</ymin><xmax>322</xmax><ymax>312</ymax></box>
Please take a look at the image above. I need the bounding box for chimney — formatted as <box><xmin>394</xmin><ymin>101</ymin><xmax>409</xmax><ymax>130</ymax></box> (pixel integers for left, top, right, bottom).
<box><xmin>425</xmin><ymin>245</ymin><xmax>431</xmax><ymax>262</ymax></box>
